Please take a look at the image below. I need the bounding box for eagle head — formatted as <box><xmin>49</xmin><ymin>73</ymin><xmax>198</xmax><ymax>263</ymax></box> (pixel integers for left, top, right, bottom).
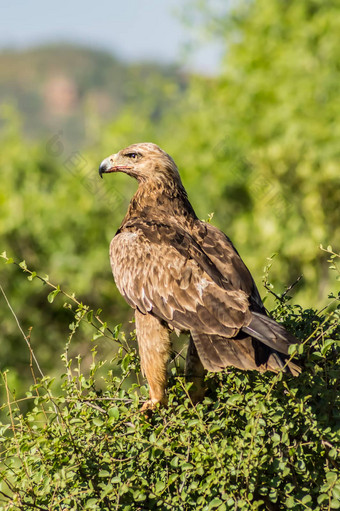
<box><xmin>98</xmin><ymin>142</ymin><xmax>180</xmax><ymax>185</ymax></box>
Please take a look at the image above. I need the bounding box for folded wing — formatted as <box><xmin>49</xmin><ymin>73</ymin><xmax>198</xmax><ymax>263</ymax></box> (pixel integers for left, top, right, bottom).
<box><xmin>110</xmin><ymin>218</ymin><xmax>299</xmax><ymax>373</ymax></box>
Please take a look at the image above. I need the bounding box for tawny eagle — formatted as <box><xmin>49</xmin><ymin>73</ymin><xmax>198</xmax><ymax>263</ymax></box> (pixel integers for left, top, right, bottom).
<box><xmin>99</xmin><ymin>143</ymin><xmax>299</xmax><ymax>410</ymax></box>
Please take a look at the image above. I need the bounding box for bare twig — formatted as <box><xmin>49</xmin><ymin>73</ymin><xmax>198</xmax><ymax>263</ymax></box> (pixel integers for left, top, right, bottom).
<box><xmin>263</xmin><ymin>283</ymin><xmax>282</xmax><ymax>302</ymax></box>
<box><xmin>281</xmin><ymin>275</ymin><xmax>303</xmax><ymax>299</ymax></box>
<box><xmin>2</xmin><ymin>371</ymin><xmax>30</xmax><ymax>478</ymax></box>
<box><xmin>83</xmin><ymin>401</ymin><xmax>107</xmax><ymax>414</ymax></box>
<box><xmin>264</xmin><ymin>275</ymin><xmax>303</xmax><ymax>303</ymax></box>
<box><xmin>0</xmin><ymin>254</ymin><xmax>127</xmax><ymax>350</ymax></box>
<box><xmin>0</xmin><ymin>284</ymin><xmax>45</xmax><ymax>379</ymax></box>
<box><xmin>0</xmin><ymin>282</ymin><xmax>61</xmax><ymax>423</ymax></box>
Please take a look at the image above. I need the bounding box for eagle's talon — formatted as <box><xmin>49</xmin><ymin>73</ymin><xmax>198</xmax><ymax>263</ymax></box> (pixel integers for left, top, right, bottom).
<box><xmin>140</xmin><ymin>397</ymin><xmax>168</xmax><ymax>414</ymax></box>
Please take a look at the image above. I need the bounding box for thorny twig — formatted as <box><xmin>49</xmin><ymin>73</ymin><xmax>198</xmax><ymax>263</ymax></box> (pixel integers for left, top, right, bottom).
<box><xmin>264</xmin><ymin>275</ymin><xmax>303</xmax><ymax>303</ymax></box>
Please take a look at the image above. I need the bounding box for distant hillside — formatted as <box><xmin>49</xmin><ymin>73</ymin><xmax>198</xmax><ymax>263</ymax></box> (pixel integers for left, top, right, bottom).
<box><xmin>0</xmin><ymin>44</ymin><xmax>188</xmax><ymax>146</ymax></box>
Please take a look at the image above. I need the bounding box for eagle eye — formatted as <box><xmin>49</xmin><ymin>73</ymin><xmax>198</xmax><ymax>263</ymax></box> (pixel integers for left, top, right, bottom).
<box><xmin>126</xmin><ymin>152</ymin><xmax>139</xmax><ymax>159</ymax></box>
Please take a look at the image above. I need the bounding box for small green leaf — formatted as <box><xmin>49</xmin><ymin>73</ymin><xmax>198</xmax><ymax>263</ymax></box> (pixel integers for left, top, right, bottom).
<box><xmin>108</xmin><ymin>407</ymin><xmax>120</xmax><ymax>420</ymax></box>
<box><xmin>168</xmin><ymin>474</ymin><xmax>178</xmax><ymax>484</ymax></box>
<box><xmin>84</xmin><ymin>498</ymin><xmax>97</xmax><ymax>509</ymax></box>
<box><xmin>317</xmin><ymin>494</ymin><xmax>329</xmax><ymax>505</ymax></box>
<box><xmin>334</xmin><ymin>486</ymin><xmax>340</xmax><ymax>500</ymax></box>
<box><xmin>155</xmin><ymin>480</ymin><xmax>165</xmax><ymax>493</ymax></box>
<box><xmin>170</xmin><ymin>456</ymin><xmax>179</xmax><ymax>468</ymax></box>
<box><xmin>92</xmin><ymin>332</ymin><xmax>104</xmax><ymax>341</ymax></box>
<box><xmin>149</xmin><ymin>433</ymin><xmax>156</xmax><ymax>443</ymax></box>
<box><xmin>181</xmin><ymin>463</ymin><xmax>194</xmax><ymax>470</ymax></box>
<box><xmin>121</xmin><ymin>353</ymin><xmax>131</xmax><ymax>372</ymax></box>
<box><xmin>19</xmin><ymin>260</ymin><xmax>27</xmax><ymax>270</ymax></box>
<box><xmin>99</xmin><ymin>470</ymin><xmax>110</xmax><ymax>477</ymax></box>
<box><xmin>326</xmin><ymin>471</ymin><xmax>338</xmax><ymax>484</ymax></box>
<box><xmin>209</xmin><ymin>498</ymin><xmax>223</xmax><ymax>508</ymax></box>
<box><xmin>227</xmin><ymin>394</ymin><xmax>243</xmax><ymax>405</ymax></box>
<box><xmin>47</xmin><ymin>287</ymin><xmax>60</xmax><ymax>303</ymax></box>
<box><xmin>321</xmin><ymin>338</ymin><xmax>335</xmax><ymax>355</ymax></box>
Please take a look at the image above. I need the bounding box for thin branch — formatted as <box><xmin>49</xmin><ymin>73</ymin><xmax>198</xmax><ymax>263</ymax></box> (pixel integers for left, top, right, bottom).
<box><xmin>321</xmin><ymin>439</ymin><xmax>340</xmax><ymax>452</ymax></box>
<box><xmin>281</xmin><ymin>275</ymin><xmax>303</xmax><ymax>299</ymax></box>
<box><xmin>19</xmin><ymin>499</ymin><xmax>49</xmax><ymax>511</ymax></box>
<box><xmin>264</xmin><ymin>275</ymin><xmax>303</xmax><ymax>303</ymax></box>
<box><xmin>83</xmin><ymin>401</ymin><xmax>107</xmax><ymax>414</ymax></box>
<box><xmin>2</xmin><ymin>255</ymin><xmax>126</xmax><ymax>349</ymax></box>
<box><xmin>0</xmin><ymin>283</ymin><xmax>61</xmax><ymax>423</ymax></box>
<box><xmin>0</xmin><ymin>490</ymin><xmax>14</xmax><ymax>501</ymax></box>
<box><xmin>2</xmin><ymin>371</ymin><xmax>30</xmax><ymax>479</ymax></box>
<box><xmin>0</xmin><ymin>284</ymin><xmax>44</xmax><ymax>379</ymax></box>
<box><xmin>263</xmin><ymin>283</ymin><xmax>282</xmax><ymax>302</ymax></box>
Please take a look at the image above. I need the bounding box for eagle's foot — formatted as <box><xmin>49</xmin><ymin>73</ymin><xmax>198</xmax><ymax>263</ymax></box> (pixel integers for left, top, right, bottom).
<box><xmin>140</xmin><ymin>397</ymin><xmax>168</xmax><ymax>414</ymax></box>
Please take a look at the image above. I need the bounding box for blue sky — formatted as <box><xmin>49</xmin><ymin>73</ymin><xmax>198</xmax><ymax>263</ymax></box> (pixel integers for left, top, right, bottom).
<box><xmin>0</xmin><ymin>0</ymin><xmax>222</xmax><ymax>73</ymax></box>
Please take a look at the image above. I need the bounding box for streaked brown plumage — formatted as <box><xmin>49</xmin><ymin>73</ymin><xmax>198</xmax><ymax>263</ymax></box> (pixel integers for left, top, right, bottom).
<box><xmin>99</xmin><ymin>143</ymin><xmax>300</xmax><ymax>409</ymax></box>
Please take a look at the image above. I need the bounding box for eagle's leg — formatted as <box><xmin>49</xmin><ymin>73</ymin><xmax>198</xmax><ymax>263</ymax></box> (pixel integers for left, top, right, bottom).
<box><xmin>135</xmin><ymin>310</ymin><xmax>171</xmax><ymax>411</ymax></box>
<box><xmin>185</xmin><ymin>335</ymin><xmax>207</xmax><ymax>404</ymax></box>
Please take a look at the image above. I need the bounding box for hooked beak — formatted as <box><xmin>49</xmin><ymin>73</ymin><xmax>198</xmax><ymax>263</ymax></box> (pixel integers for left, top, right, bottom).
<box><xmin>98</xmin><ymin>155</ymin><xmax>132</xmax><ymax>179</ymax></box>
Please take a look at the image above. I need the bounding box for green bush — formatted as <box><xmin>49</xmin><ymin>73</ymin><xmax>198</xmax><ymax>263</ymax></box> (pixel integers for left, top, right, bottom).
<box><xmin>0</xmin><ymin>252</ymin><xmax>339</xmax><ymax>510</ymax></box>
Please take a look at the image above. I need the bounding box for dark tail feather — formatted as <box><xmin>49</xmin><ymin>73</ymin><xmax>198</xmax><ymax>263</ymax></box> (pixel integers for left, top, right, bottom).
<box><xmin>191</xmin><ymin>331</ymin><xmax>252</xmax><ymax>372</ymax></box>
<box><xmin>242</xmin><ymin>312</ymin><xmax>298</xmax><ymax>355</ymax></box>
<box><xmin>191</xmin><ymin>331</ymin><xmax>299</xmax><ymax>374</ymax></box>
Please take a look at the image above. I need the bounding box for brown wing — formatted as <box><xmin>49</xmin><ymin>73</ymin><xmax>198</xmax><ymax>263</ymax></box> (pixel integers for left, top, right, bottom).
<box><xmin>193</xmin><ymin>221</ymin><xmax>266</xmax><ymax>313</ymax></box>
<box><xmin>110</xmin><ymin>221</ymin><xmax>251</xmax><ymax>338</ymax></box>
<box><xmin>193</xmin><ymin>222</ymin><xmax>299</xmax><ymax>351</ymax></box>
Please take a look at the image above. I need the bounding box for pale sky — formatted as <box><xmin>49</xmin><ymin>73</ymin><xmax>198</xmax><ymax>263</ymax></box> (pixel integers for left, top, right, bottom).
<box><xmin>0</xmin><ymin>0</ymin><xmax>222</xmax><ymax>73</ymax></box>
